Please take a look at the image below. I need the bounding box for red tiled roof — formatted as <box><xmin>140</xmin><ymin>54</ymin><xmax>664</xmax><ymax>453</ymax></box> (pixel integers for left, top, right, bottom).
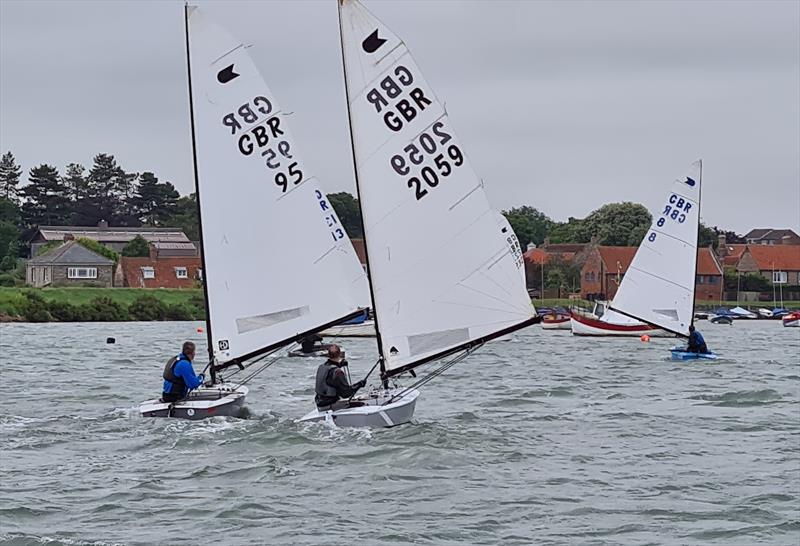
<box><xmin>743</xmin><ymin>245</ymin><xmax>800</xmax><ymax>271</ymax></box>
<box><xmin>598</xmin><ymin>246</ymin><xmax>637</xmax><ymax>272</ymax></box>
<box><xmin>697</xmin><ymin>247</ymin><xmax>722</xmax><ymax>275</ymax></box>
<box><xmin>523</xmin><ymin>248</ymin><xmax>548</xmax><ymax>265</ymax></box>
<box><xmin>721</xmin><ymin>244</ymin><xmax>747</xmax><ymax>267</ymax></box>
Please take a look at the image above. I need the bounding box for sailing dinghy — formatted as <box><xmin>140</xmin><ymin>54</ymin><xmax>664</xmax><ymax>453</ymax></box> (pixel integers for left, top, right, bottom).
<box><xmin>570</xmin><ymin>161</ymin><xmax>704</xmax><ymax>339</ymax></box>
<box><xmin>298</xmin><ymin>0</ymin><xmax>538</xmax><ymax>427</ymax></box>
<box><xmin>140</xmin><ymin>6</ymin><xmax>368</xmax><ymax>419</ymax></box>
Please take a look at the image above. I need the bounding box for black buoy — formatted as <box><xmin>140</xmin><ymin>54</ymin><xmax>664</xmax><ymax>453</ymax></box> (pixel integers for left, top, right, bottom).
<box><xmin>106</xmin><ymin>337</ymin><xmax>116</xmax><ymax>344</ymax></box>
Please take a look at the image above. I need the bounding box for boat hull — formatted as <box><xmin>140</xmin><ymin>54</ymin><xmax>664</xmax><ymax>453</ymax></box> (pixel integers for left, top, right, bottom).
<box><xmin>670</xmin><ymin>348</ymin><xmax>719</xmax><ymax>361</ymax></box>
<box><xmin>710</xmin><ymin>315</ymin><xmax>733</xmax><ymax>325</ymax></box>
<box><xmin>570</xmin><ymin>313</ymin><xmax>673</xmax><ymax>337</ymax></box>
<box><xmin>297</xmin><ymin>388</ymin><xmax>419</xmax><ymax>428</ymax></box>
<box><xmin>782</xmin><ymin>313</ymin><xmax>800</xmax><ymax>327</ymax></box>
<box><xmin>139</xmin><ymin>385</ymin><xmax>248</xmax><ymax>420</ymax></box>
<box><xmin>320</xmin><ymin>320</ymin><xmax>376</xmax><ymax>338</ymax></box>
<box><xmin>541</xmin><ymin>315</ymin><xmax>571</xmax><ymax>330</ymax></box>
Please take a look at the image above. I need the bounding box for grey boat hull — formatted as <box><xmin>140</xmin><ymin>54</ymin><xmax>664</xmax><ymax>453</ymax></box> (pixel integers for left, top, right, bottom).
<box><xmin>139</xmin><ymin>385</ymin><xmax>249</xmax><ymax>420</ymax></box>
<box><xmin>297</xmin><ymin>388</ymin><xmax>419</xmax><ymax>428</ymax></box>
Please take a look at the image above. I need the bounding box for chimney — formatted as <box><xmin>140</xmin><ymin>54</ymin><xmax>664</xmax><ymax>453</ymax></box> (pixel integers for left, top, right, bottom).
<box><xmin>98</xmin><ymin>219</ymin><xmax>108</xmax><ymax>229</ymax></box>
<box><xmin>526</xmin><ymin>242</ymin><xmax>536</xmax><ymax>251</ymax></box>
<box><xmin>717</xmin><ymin>233</ymin><xmax>727</xmax><ymax>257</ymax></box>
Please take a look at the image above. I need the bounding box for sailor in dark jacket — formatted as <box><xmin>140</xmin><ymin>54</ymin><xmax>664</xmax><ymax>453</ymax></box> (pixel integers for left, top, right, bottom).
<box><xmin>162</xmin><ymin>341</ymin><xmax>205</xmax><ymax>403</ymax></box>
<box><xmin>686</xmin><ymin>325</ymin><xmax>709</xmax><ymax>354</ymax></box>
<box><xmin>315</xmin><ymin>344</ymin><xmax>365</xmax><ymax>410</ymax></box>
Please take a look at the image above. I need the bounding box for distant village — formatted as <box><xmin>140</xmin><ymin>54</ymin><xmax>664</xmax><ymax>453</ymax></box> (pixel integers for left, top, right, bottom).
<box><xmin>20</xmin><ymin>221</ymin><xmax>800</xmax><ymax>306</ymax></box>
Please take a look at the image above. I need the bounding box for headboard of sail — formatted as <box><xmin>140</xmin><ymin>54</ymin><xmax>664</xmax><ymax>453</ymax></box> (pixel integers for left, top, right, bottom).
<box><xmin>187</xmin><ymin>7</ymin><xmax>369</xmax><ymax>363</ymax></box>
<box><xmin>611</xmin><ymin>160</ymin><xmax>702</xmax><ymax>337</ymax></box>
<box><xmin>339</xmin><ymin>0</ymin><xmax>536</xmax><ymax>376</ymax></box>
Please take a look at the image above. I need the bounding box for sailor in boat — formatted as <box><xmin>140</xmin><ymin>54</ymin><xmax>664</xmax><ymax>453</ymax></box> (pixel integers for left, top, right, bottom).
<box><xmin>686</xmin><ymin>325</ymin><xmax>710</xmax><ymax>354</ymax></box>
<box><xmin>162</xmin><ymin>341</ymin><xmax>205</xmax><ymax>403</ymax></box>
<box><xmin>315</xmin><ymin>345</ymin><xmax>366</xmax><ymax>411</ymax></box>
<box><xmin>300</xmin><ymin>333</ymin><xmax>331</xmax><ymax>355</ymax></box>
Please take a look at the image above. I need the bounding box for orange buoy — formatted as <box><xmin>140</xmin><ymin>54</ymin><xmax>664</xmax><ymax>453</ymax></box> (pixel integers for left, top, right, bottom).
<box><xmin>640</xmin><ymin>335</ymin><xmax>650</xmax><ymax>342</ymax></box>
<box><xmin>197</xmin><ymin>327</ymin><xmax>204</xmax><ymax>333</ymax></box>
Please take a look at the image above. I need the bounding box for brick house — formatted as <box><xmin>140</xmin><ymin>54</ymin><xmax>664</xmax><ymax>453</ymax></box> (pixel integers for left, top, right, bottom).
<box><xmin>695</xmin><ymin>247</ymin><xmax>724</xmax><ymax>301</ymax></box>
<box><xmin>117</xmin><ymin>242</ymin><xmax>201</xmax><ymax>288</ymax></box>
<box><xmin>579</xmin><ymin>246</ymin><xmax>637</xmax><ymax>300</ymax></box>
<box><xmin>26</xmin><ymin>240</ymin><xmax>114</xmax><ymax>287</ymax></box>
<box><xmin>736</xmin><ymin>245</ymin><xmax>800</xmax><ymax>286</ymax></box>
<box><xmin>580</xmin><ymin>245</ymin><xmax>723</xmax><ymax>301</ymax></box>
<box><xmin>28</xmin><ymin>221</ymin><xmax>191</xmax><ymax>257</ymax></box>
<box><xmin>522</xmin><ymin>241</ymin><xmax>592</xmax><ymax>291</ymax></box>
<box><xmin>744</xmin><ymin>228</ymin><xmax>800</xmax><ymax>246</ymax></box>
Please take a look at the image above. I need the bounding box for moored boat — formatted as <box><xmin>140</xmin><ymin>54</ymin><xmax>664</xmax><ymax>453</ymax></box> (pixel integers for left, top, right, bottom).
<box><xmin>541</xmin><ymin>311</ymin><xmax>572</xmax><ymax>330</ymax></box>
<box><xmin>783</xmin><ymin>312</ymin><xmax>800</xmax><ymax>327</ymax></box>
<box><xmin>570</xmin><ymin>310</ymin><xmax>673</xmax><ymax>337</ymax></box>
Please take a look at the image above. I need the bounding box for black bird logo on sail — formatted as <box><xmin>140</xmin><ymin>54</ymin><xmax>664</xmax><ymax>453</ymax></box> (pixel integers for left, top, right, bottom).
<box><xmin>217</xmin><ymin>64</ymin><xmax>240</xmax><ymax>84</ymax></box>
<box><xmin>362</xmin><ymin>29</ymin><xmax>386</xmax><ymax>53</ymax></box>
<box><xmin>684</xmin><ymin>177</ymin><xmax>696</xmax><ymax>187</ymax></box>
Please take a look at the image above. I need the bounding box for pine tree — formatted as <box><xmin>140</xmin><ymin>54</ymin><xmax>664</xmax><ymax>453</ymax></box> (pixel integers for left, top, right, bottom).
<box><xmin>73</xmin><ymin>154</ymin><xmax>129</xmax><ymax>226</ymax></box>
<box><xmin>62</xmin><ymin>163</ymin><xmax>88</xmax><ymax>202</ymax></box>
<box><xmin>20</xmin><ymin>164</ymin><xmax>71</xmax><ymax>226</ymax></box>
<box><xmin>0</xmin><ymin>152</ymin><xmax>22</xmax><ymax>203</ymax></box>
<box><xmin>133</xmin><ymin>172</ymin><xmax>179</xmax><ymax>226</ymax></box>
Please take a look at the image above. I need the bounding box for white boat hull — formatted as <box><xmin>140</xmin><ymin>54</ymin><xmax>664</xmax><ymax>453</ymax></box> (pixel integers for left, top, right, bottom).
<box><xmin>541</xmin><ymin>317</ymin><xmax>571</xmax><ymax>330</ymax></box>
<box><xmin>139</xmin><ymin>384</ymin><xmax>248</xmax><ymax>420</ymax></box>
<box><xmin>320</xmin><ymin>320</ymin><xmax>376</xmax><ymax>338</ymax></box>
<box><xmin>297</xmin><ymin>388</ymin><xmax>419</xmax><ymax>428</ymax></box>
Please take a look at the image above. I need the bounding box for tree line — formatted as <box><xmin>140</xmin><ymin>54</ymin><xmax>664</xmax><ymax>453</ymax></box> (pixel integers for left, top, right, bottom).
<box><xmin>0</xmin><ymin>149</ymin><xmax>745</xmax><ymax>280</ymax></box>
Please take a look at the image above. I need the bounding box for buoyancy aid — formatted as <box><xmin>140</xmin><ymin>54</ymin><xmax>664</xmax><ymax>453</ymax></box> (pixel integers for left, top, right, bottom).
<box><xmin>315</xmin><ymin>361</ymin><xmax>339</xmax><ymax>403</ymax></box>
<box><xmin>163</xmin><ymin>355</ymin><xmax>187</xmax><ymax>394</ymax></box>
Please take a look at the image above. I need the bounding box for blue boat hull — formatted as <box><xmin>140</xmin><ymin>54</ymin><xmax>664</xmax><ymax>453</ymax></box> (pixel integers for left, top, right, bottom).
<box><xmin>670</xmin><ymin>349</ymin><xmax>718</xmax><ymax>361</ymax></box>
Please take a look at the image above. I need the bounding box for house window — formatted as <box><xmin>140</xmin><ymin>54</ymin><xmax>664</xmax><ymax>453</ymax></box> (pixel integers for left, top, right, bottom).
<box><xmin>67</xmin><ymin>267</ymin><xmax>97</xmax><ymax>279</ymax></box>
<box><xmin>696</xmin><ymin>275</ymin><xmax>704</xmax><ymax>284</ymax></box>
<box><xmin>141</xmin><ymin>267</ymin><xmax>155</xmax><ymax>279</ymax></box>
<box><xmin>708</xmin><ymin>276</ymin><xmax>718</xmax><ymax>284</ymax></box>
<box><xmin>772</xmin><ymin>271</ymin><xmax>787</xmax><ymax>284</ymax></box>
<box><xmin>196</xmin><ymin>268</ymin><xmax>203</xmax><ymax>280</ymax></box>
<box><xmin>175</xmin><ymin>267</ymin><xmax>188</xmax><ymax>279</ymax></box>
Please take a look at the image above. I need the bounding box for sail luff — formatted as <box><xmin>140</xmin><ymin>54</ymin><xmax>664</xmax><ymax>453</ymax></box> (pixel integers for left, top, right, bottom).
<box><xmin>690</xmin><ymin>160</ymin><xmax>703</xmax><ymax>322</ymax></box>
<box><xmin>184</xmin><ymin>4</ymin><xmax>216</xmax><ymax>380</ymax></box>
<box><xmin>337</xmin><ymin>0</ymin><xmax>387</xmax><ymax>368</ymax></box>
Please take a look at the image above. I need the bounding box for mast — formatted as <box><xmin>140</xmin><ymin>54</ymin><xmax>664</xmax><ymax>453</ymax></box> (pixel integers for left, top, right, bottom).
<box><xmin>336</xmin><ymin>0</ymin><xmax>387</xmax><ymax>375</ymax></box>
<box><xmin>690</xmin><ymin>159</ymin><xmax>702</xmax><ymax>326</ymax></box>
<box><xmin>184</xmin><ymin>3</ymin><xmax>216</xmax><ymax>382</ymax></box>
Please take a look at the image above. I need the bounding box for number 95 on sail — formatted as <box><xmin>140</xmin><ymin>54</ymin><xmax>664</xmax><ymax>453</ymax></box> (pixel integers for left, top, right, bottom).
<box><xmin>389</xmin><ymin>121</ymin><xmax>465</xmax><ymax>201</ymax></box>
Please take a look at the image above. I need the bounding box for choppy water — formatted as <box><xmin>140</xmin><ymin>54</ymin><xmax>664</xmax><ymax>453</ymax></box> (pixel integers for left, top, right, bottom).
<box><xmin>0</xmin><ymin>320</ymin><xmax>798</xmax><ymax>545</ymax></box>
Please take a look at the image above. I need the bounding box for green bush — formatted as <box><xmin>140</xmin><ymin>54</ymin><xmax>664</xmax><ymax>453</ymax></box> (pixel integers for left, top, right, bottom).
<box><xmin>22</xmin><ymin>291</ymin><xmax>51</xmax><ymax>322</ymax></box>
<box><xmin>165</xmin><ymin>304</ymin><xmax>193</xmax><ymax>321</ymax></box>
<box><xmin>122</xmin><ymin>235</ymin><xmax>150</xmax><ymax>257</ymax></box>
<box><xmin>0</xmin><ymin>255</ymin><xmax>16</xmax><ymax>272</ymax></box>
<box><xmin>47</xmin><ymin>300</ymin><xmax>82</xmax><ymax>322</ymax></box>
<box><xmin>129</xmin><ymin>295</ymin><xmax>168</xmax><ymax>321</ymax></box>
<box><xmin>83</xmin><ymin>296</ymin><xmax>128</xmax><ymax>321</ymax></box>
<box><xmin>76</xmin><ymin>238</ymin><xmax>119</xmax><ymax>264</ymax></box>
<box><xmin>0</xmin><ymin>273</ymin><xmax>15</xmax><ymax>287</ymax></box>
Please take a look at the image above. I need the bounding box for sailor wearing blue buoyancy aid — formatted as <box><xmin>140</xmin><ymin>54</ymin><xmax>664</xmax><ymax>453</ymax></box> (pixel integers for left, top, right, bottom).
<box><xmin>162</xmin><ymin>341</ymin><xmax>205</xmax><ymax>402</ymax></box>
<box><xmin>686</xmin><ymin>325</ymin><xmax>709</xmax><ymax>354</ymax></box>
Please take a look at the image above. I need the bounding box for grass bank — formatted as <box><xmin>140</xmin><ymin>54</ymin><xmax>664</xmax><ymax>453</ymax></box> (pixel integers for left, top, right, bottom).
<box><xmin>0</xmin><ymin>287</ymin><xmax>204</xmax><ymax>321</ymax></box>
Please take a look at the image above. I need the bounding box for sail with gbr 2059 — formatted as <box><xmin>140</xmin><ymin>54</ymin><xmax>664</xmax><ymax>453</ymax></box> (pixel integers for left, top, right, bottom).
<box><xmin>299</xmin><ymin>0</ymin><xmax>538</xmax><ymax>427</ymax></box>
<box><xmin>140</xmin><ymin>6</ymin><xmax>368</xmax><ymax>420</ymax></box>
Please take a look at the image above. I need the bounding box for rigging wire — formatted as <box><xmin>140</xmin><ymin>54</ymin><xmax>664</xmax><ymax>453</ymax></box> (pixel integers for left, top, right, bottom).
<box><xmin>217</xmin><ymin>345</ymin><xmax>291</xmax><ymax>386</ymax></box>
<box><xmin>382</xmin><ymin>345</ymin><xmax>481</xmax><ymax>405</ymax></box>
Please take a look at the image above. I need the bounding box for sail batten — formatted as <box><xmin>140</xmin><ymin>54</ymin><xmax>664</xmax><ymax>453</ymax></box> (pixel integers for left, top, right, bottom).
<box><xmin>610</xmin><ymin>160</ymin><xmax>703</xmax><ymax>337</ymax></box>
<box><xmin>339</xmin><ymin>0</ymin><xmax>536</xmax><ymax>377</ymax></box>
<box><xmin>187</xmin><ymin>7</ymin><xmax>369</xmax><ymax>365</ymax></box>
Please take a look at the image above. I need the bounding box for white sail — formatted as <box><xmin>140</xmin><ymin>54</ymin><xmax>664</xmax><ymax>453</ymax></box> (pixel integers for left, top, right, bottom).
<box><xmin>610</xmin><ymin>160</ymin><xmax>702</xmax><ymax>336</ymax></box>
<box><xmin>187</xmin><ymin>7</ymin><xmax>368</xmax><ymax>364</ymax></box>
<box><xmin>339</xmin><ymin>0</ymin><xmax>536</xmax><ymax>376</ymax></box>
<box><xmin>496</xmin><ymin>212</ymin><xmax>527</xmax><ymax>289</ymax></box>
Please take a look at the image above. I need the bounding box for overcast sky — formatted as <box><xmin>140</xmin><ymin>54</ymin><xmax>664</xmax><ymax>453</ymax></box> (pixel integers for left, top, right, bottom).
<box><xmin>1</xmin><ymin>0</ymin><xmax>798</xmax><ymax>234</ymax></box>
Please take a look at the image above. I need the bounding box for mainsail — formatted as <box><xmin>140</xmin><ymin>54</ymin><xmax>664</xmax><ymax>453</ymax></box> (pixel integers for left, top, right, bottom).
<box><xmin>496</xmin><ymin>212</ymin><xmax>527</xmax><ymax>289</ymax></box>
<box><xmin>610</xmin><ymin>160</ymin><xmax>703</xmax><ymax>336</ymax></box>
<box><xmin>186</xmin><ymin>6</ymin><xmax>368</xmax><ymax>369</ymax></box>
<box><xmin>338</xmin><ymin>0</ymin><xmax>537</xmax><ymax>378</ymax></box>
